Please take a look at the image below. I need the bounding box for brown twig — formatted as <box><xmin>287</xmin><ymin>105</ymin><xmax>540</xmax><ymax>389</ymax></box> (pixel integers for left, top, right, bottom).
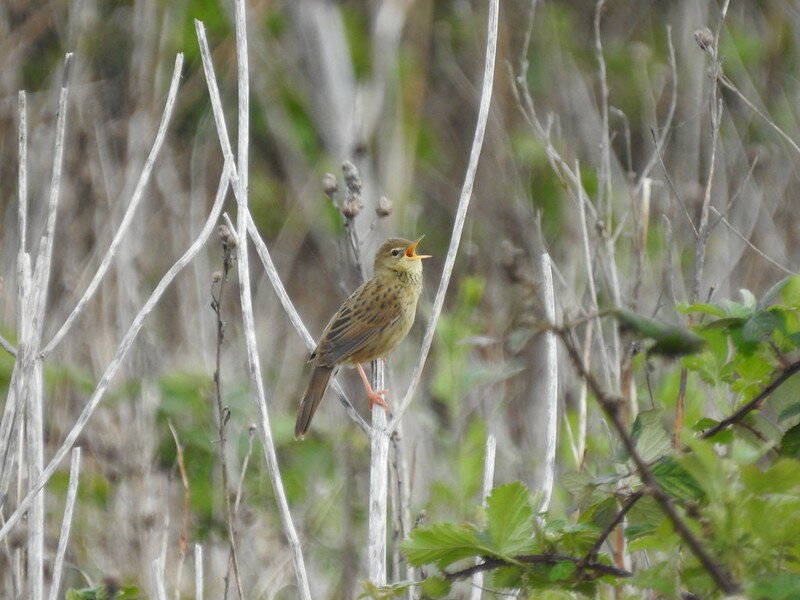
<box><xmin>555</xmin><ymin>326</ymin><xmax>739</xmax><ymax>594</ymax></box>
<box><xmin>445</xmin><ymin>553</ymin><xmax>632</xmax><ymax>581</ymax></box>
<box><xmin>579</xmin><ymin>491</ymin><xmax>643</xmax><ymax>575</ymax></box>
<box><xmin>701</xmin><ymin>358</ymin><xmax>800</xmax><ymax>440</ymax></box>
<box><xmin>210</xmin><ymin>224</ymin><xmax>244</xmax><ymax>600</ymax></box>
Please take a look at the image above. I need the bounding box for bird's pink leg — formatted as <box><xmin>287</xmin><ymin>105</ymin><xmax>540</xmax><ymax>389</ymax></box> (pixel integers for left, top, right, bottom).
<box><xmin>356</xmin><ymin>363</ymin><xmax>390</xmax><ymax>411</ymax></box>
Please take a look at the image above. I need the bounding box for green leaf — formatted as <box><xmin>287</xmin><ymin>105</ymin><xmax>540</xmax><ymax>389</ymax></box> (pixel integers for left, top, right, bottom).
<box><xmin>780</xmin><ymin>424</ymin><xmax>800</xmax><ymax>458</ymax></box>
<box><xmin>486</xmin><ymin>482</ymin><xmax>535</xmax><ymax>557</ymax></box>
<box><xmin>780</xmin><ymin>275</ymin><xmax>800</xmax><ymax>309</ymax></box>
<box><xmin>676</xmin><ymin>302</ymin><xmax>726</xmax><ymax>318</ymax></box>
<box><xmin>651</xmin><ymin>456</ymin><xmax>704</xmax><ymax>501</ymax></box>
<box><xmin>548</xmin><ymin>560</ymin><xmax>577</xmax><ymax>581</ymax></box>
<box><xmin>419</xmin><ymin>575</ymin><xmax>451</xmax><ymax>598</ymax></box>
<box><xmin>742</xmin><ymin>309</ymin><xmax>784</xmax><ymax>342</ymax></box>
<box><xmin>400</xmin><ymin>523</ymin><xmax>488</xmax><ymax>569</ymax></box>
<box><xmin>750</xmin><ymin>573</ymin><xmax>800</xmax><ymax>600</ymax></box>
<box><xmin>612</xmin><ymin>309</ymin><xmax>704</xmax><ymax>357</ymax></box>
<box><xmin>759</xmin><ymin>276</ymin><xmax>791</xmax><ymax>310</ymax></box>
<box><xmin>630</xmin><ymin>410</ymin><xmax>671</xmax><ymax>463</ymax></box>
<box><xmin>779</xmin><ymin>403</ymin><xmax>800</xmax><ymax>422</ymax></box>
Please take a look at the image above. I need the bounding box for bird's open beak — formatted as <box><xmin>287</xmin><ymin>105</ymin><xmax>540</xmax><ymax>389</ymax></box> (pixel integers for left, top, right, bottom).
<box><xmin>405</xmin><ymin>236</ymin><xmax>432</xmax><ymax>260</ymax></box>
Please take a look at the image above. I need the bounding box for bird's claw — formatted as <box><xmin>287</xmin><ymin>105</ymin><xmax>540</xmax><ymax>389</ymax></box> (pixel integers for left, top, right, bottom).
<box><xmin>368</xmin><ymin>389</ymin><xmax>390</xmax><ymax>412</ymax></box>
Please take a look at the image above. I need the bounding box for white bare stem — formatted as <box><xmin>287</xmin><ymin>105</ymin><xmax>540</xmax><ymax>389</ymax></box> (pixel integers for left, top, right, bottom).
<box><xmin>18</xmin><ymin>91</ymin><xmax>28</xmax><ymax>256</ymax></box>
<box><xmin>24</xmin><ymin>53</ymin><xmax>73</xmax><ymax>600</ymax></box>
<box><xmin>469</xmin><ymin>434</ymin><xmax>496</xmax><ymax>600</ymax></box>
<box><xmin>42</xmin><ymin>53</ymin><xmax>185</xmax><ymax>357</ymax></box>
<box><xmin>0</xmin><ymin>167</ymin><xmax>232</xmax><ymax>545</ymax></box>
<box><xmin>389</xmin><ymin>0</ymin><xmax>499</xmax><ymax>432</ymax></box>
<box><xmin>232</xmin><ymin>3</ymin><xmax>313</xmax><ymax>596</ymax></box>
<box><xmin>195</xmin><ymin>544</ymin><xmax>203</xmax><ymax>600</ymax></box>
<box><xmin>368</xmin><ymin>361</ymin><xmax>389</xmax><ymax>585</ymax></box>
<box><xmin>538</xmin><ymin>254</ymin><xmax>558</xmax><ymax>513</ymax></box>
<box><xmin>152</xmin><ymin>557</ymin><xmax>168</xmax><ymax>600</ymax></box>
<box><xmin>47</xmin><ymin>448</ymin><xmax>81</xmax><ymax>600</ymax></box>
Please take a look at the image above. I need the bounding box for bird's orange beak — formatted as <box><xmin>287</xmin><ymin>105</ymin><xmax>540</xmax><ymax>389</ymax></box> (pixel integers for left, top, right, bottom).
<box><xmin>405</xmin><ymin>237</ymin><xmax>431</xmax><ymax>260</ymax></box>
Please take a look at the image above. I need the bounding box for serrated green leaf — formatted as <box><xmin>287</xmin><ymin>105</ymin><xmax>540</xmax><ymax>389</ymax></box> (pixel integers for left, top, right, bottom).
<box><xmin>420</xmin><ymin>575</ymin><xmax>451</xmax><ymax>598</ymax></box>
<box><xmin>630</xmin><ymin>410</ymin><xmax>671</xmax><ymax>463</ymax></box>
<box><xmin>780</xmin><ymin>424</ymin><xmax>800</xmax><ymax>458</ymax></box>
<box><xmin>780</xmin><ymin>275</ymin><xmax>800</xmax><ymax>309</ymax></box>
<box><xmin>701</xmin><ymin>316</ymin><xmax>747</xmax><ymax>331</ymax></box>
<box><xmin>676</xmin><ymin>302</ymin><xmax>726</xmax><ymax>317</ymax></box>
<box><xmin>486</xmin><ymin>482</ymin><xmax>535</xmax><ymax>557</ymax></box>
<box><xmin>749</xmin><ymin>573</ymin><xmax>800</xmax><ymax>600</ymax></box>
<box><xmin>400</xmin><ymin>523</ymin><xmax>489</xmax><ymax>569</ymax></box>
<box><xmin>548</xmin><ymin>560</ymin><xmax>577</xmax><ymax>581</ymax></box>
<box><xmin>651</xmin><ymin>456</ymin><xmax>704</xmax><ymax>501</ymax></box>
<box><xmin>742</xmin><ymin>309</ymin><xmax>785</xmax><ymax>342</ymax></box>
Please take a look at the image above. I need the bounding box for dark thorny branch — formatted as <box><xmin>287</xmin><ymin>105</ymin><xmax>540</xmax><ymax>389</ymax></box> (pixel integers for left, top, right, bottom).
<box><xmin>444</xmin><ymin>553</ymin><xmax>632</xmax><ymax>582</ymax></box>
<box><xmin>211</xmin><ymin>224</ymin><xmax>244</xmax><ymax>600</ymax></box>
<box><xmin>701</xmin><ymin>358</ymin><xmax>800</xmax><ymax>440</ymax></box>
<box><xmin>554</xmin><ymin>326</ymin><xmax>739</xmax><ymax>594</ymax></box>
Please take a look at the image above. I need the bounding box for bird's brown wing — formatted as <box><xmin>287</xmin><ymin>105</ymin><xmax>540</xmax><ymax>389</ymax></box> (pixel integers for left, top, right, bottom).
<box><xmin>312</xmin><ymin>279</ymin><xmax>401</xmax><ymax>366</ymax></box>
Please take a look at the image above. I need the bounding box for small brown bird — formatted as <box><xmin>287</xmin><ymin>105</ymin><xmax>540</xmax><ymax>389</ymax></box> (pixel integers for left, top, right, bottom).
<box><xmin>295</xmin><ymin>237</ymin><xmax>430</xmax><ymax>438</ymax></box>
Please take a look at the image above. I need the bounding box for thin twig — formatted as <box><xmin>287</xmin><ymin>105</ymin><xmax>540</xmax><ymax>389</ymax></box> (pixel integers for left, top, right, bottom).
<box><xmin>0</xmin><ymin>336</ymin><xmax>15</xmax><ymax>357</ymax></box>
<box><xmin>709</xmin><ymin>207</ymin><xmax>795</xmax><ymax>275</ymax></box>
<box><xmin>701</xmin><ymin>359</ymin><xmax>800</xmax><ymax>440</ymax></box>
<box><xmin>167</xmin><ymin>421</ymin><xmax>193</xmax><ymax>600</ymax></box>
<box><xmin>389</xmin><ymin>0</ymin><xmax>499</xmax><ymax>432</ymax></box>
<box><xmin>579</xmin><ymin>490</ymin><xmax>642</xmax><ymax>573</ymax></box>
<box><xmin>48</xmin><ymin>448</ymin><xmax>81</xmax><ymax>600</ymax></box>
<box><xmin>0</xmin><ymin>166</ymin><xmax>233</xmax><ymax>545</ymax></box>
<box><xmin>210</xmin><ymin>225</ymin><xmax>244</xmax><ymax>600</ymax></box>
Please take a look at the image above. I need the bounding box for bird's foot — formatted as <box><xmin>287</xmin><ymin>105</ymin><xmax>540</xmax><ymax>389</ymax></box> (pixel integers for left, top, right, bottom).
<box><xmin>367</xmin><ymin>389</ymin><xmax>390</xmax><ymax>412</ymax></box>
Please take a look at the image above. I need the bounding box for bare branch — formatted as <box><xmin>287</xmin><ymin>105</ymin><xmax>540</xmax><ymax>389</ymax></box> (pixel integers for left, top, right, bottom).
<box><xmin>469</xmin><ymin>434</ymin><xmax>496</xmax><ymax>600</ymax></box>
<box><xmin>42</xmin><ymin>53</ymin><xmax>185</xmax><ymax>357</ymax></box>
<box><xmin>0</xmin><ymin>166</ymin><xmax>233</xmax><ymax>546</ymax></box>
<box><xmin>389</xmin><ymin>0</ymin><xmax>499</xmax><ymax>432</ymax></box>
<box><xmin>538</xmin><ymin>254</ymin><xmax>558</xmax><ymax>513</ymax></box>
<box><xmin>47</xmin><ymin>447</ymin><xmax>81</xmax><ymax>600</ymax></box>
<box><xmin>709</xmin><ymin>207</ymin><xmax>795</xmax><ymax>275</ymax></box>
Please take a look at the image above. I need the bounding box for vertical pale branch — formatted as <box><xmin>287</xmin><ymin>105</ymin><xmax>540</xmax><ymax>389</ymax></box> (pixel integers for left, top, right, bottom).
<box><xmin>195</xmin><ymin>545</ymin><xmax>203</xmax><ymax>600</ymax></box>
<box><xmin>469</xmin><ymin>434</ymin><xmax>496</xmax><ymax>600</ymax></box>
<box><xmin>26</xmin><ymin>53</ymin><xmax>72</xmax><ymax>600</ymax></box>
<box><xmin>18</xmin><ymin>90</ymin><xmax>27</xmax><ymax>257</ymax></box>
<box><xmin>0</xmin><ymin>168</ymin><xmax>232</xmax><ymax>544</ymax></box>
<box><xmin>389</xmin><ymin>0</ymin><xmax>499</xmax><ymax>432</ymax></box>
<box><xmin>368</xmin><ymin>361</ymin><xmax>388</xmax><ymax>585</ymax></box>
<box><xmin>538</xmin><ymin>254</ymin><xmax>557</xmax><ymax>513</ymax></box>
<box><xmin>231</xmin><ymin>2</ymin><xmax>314</xmax><ymax>596</ymax></box>
<box><xmin>48</xmin><ymin>448</ymin><xmax>81</xmax><ymax>600</ymax></box>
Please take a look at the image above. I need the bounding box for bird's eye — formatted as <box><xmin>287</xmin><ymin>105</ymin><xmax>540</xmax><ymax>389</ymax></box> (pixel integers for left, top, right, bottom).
<box><xmin>391</xmin><ymin>249</ymin><xmax>402</xmax><ymax>257</ymax></box>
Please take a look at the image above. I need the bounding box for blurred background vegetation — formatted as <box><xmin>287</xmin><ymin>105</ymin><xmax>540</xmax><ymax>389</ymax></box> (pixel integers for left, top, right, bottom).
<box><xmin>2</xmin><ymin>0</ymin><xmax>800</xmax><ymax>597</ymax></box>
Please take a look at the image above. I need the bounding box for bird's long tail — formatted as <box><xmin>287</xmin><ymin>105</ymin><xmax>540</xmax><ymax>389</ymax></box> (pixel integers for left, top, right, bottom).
<box><xmin>295</xmin><ymin>365</ymin><xmax>334</xmax><ymax>439</ymax></box>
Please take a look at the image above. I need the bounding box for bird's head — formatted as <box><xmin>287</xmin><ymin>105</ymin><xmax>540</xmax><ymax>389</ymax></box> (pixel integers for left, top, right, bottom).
<box><xmin>373</xmin><ymin>236</ymin><xmax>431</xmax><ymax>277</ymax></box>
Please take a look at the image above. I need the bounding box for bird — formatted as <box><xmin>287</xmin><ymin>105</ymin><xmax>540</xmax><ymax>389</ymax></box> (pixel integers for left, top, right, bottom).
<box><xmin>294</xmin><ymin>237</ymin><xmax>430</xmax><ymax>438</ymax></box>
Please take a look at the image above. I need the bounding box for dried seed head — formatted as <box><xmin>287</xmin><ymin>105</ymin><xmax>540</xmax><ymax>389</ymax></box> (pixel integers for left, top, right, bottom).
<box><xmin>217</xmin><ymin>224</ymin><xmax>237</xmax><ymax>249</ymax></box>
<box><xmin>376</xmin><ymin>195</ymin><xmax>393</xmax><ymax>217</ymax></box>
<box><xmin>341</xmin><ymin>161</ymin><xmax>363</xmax><ymax>218</ymax></box>
<box><xmin>212</xmin><ymin>271</ymin><xmax>222</xmax><ymax>284</ymax></box>
<box><xmin>322</xmin><ymin>173</ymin><xmax>338</xmax><ymax>199</ymax></box>
<box><xmin>341</xmin><ymin>161</ymin><xmax>362</xmax><ymax>195</ymax></box>
<box><xmin>694</xmin><ymin>27</ymin><xmax>714</xmax><ymax>54</ymax></box>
